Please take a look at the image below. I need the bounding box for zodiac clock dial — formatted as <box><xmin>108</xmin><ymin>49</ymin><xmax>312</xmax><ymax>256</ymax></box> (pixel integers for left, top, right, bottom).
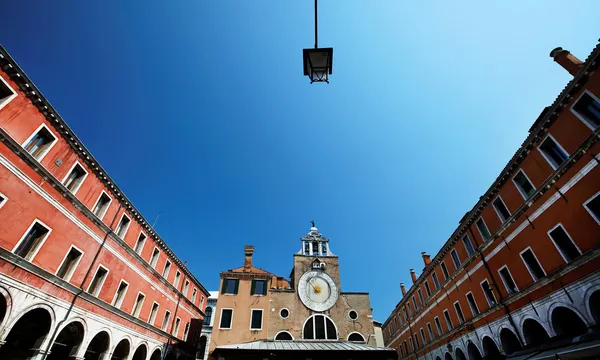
<box><xmin>297</xmin><ymin>270</ymin><xmax>339</xmax><ymax>312</ymax></box>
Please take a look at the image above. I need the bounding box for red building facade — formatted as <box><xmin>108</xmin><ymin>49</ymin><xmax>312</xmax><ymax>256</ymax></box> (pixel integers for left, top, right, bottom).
<box><xmin>382</xmin><ymin>42</ymin><xmax>600</xmax><ymax>359</ymax></box>
<box><xmin>0</xmin><ymin>46</ymin><xmax>210</xmax><ymax>360</ymax></box>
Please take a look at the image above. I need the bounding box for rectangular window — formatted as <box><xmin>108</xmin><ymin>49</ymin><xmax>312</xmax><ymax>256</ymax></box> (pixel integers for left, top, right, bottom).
<box><xmin>92</xmin><ymin>192</ymin><xmax>111</xmax><ymax>220</ymax></box>
<box><xmin>56</xmin><ymin>246</ymin><xmax>83</xmax><ymax>282</ymax></box>
<box><xmin>443</xmin><ymin>309</ymin><xmax>453</xmax><ymax>330</ymax></box>
<box><xmin>420</xmin><ymin>328</ymin><xmax>427</xmax><ymax>345</ymax></box>
<box><xmin>481</xmin><ymin>280</ymin><xmax>497</xmax><ymax>307</ymax></box>
<box><xmin>220</xmin><ymin>309</ymin><xmax>233</xmax><ymax>329</ymax></box>
<box><xmin>418</xmin><ymin>289</ymin><xmax>425</xmax><ymax>305</ymax></box>
<box><xmin>134</xmin><ymin>232</ymin><xmax>146</xmax><ymax>255</ymax></box>
<box><xmin>112</xmin><ymin>280</ymin><xmax>129</xmax><ymax>309</ymax></box>
<box><xmin>424</xmin><ymin>280</ymin><xmax>431</xmax><ymax>296</ymax></box>
<box><xmin>88</xmin><ymin>266</ymin><xmax>109</xmax><ymax>297</ymax></box>
<box><xmin>162</xmin><ymin>310</ymin><xmax>171</xmax><ymax>331</ymax></box>
<box><xmin>183</xmin><ymin>280</ymin><xmax>190</xmax><ymax>295</ymax></box>
<box><xmin>14</xmin><ymin>221</ymin><xmax>51</xmax><ymax>261</ymax></box>
<box><xmin>454</xmin><ymin>302</ymin><xmax>465</xmax><ymax>324</ymax></box>
<box><xmin>183</xmin><ymin>322</ymin><xmax>190</xmax><ymax>341</ymax></box>
<box><xmin>414</xmin><ymin>334</ymin><xmax>419</xmax><ymax>349</ymax></box>
<box><xmin>174</xmin><ymin>271</ymin><xmax>181</xmax><ymax>288</ymax></box>
<box><xmin>402</xmin><ymin>307</ymin><xmax>408</xmax><ymax>321</ymax></box>
<box><xmin>463</xmin><ymin>235</ymin><xmax>475</xmax><ymax>256</ymax></box>
<box><xmin>412</xmin><ymin>296</ymin><xmax>418</xmax><ymax>310</ymax></box>
<box><xmin>251</xmin><ymin>279</ymin><xmax>267</xmax><ymax>295</ymax></box>
<box><xmin>451</xmin><ymin>249</ymin><xmax>461</xmax><ymax>270</ymax></box>
<box><xmin>520</xmin><ymin>248</ymin><xmax>546</xmax><ymax>281</ymax></box>
<box><xmin>427</xmin><ymin>322</ymin><xmax>434</xmax><ymax>340</ymax></box>
<box><xmin>23</xmin><ymin>125</ymin><xmax>57</xmax><ymax>161</ymax></box>
<box><xmin>441</xmin><ymin>262</ymin><xmax>449</xmax><ymax>280</ymax></box>
<box><xmin>62</xmin><ymin>163</ymin><xmax>87</xmax><ymax>194</ymax></box>
<box><xmin>192</xmin><ymin>288</ymin><xmax>197</xmax><ymax>303</ymax></box>
<box><xmin>434</xmin><ymin>316</ymin><xmax>443</xmax><ymax>336</ymax></box>
<box><xmin>250</xmin><ymin>309</ymin><xmax>263</xmax><ymax>330</ymax></box>
<box><xmin>493</xmin><ymin>196</ymin><xmax>511</xmax><ymax>223</ymax></box>
<box><xmin>132</xmin><ymin>292</ymin><xmax>145</xmax><ymax>317</ymax></box>
<box><xmin>409</xmin><ymin>337</ymin><xmax>414</xmax><ymax>352</ymax></box>
<box><xmin>0</xmin><ymin>75</ymin><xmax>17</xmax><ymax>110</ymax></box>
<box><xmin>548</xmin><ymin>225</ymin><xmax>581</xmax><ymax>263</ymax></box>
<box><xmin>162</xmin><ymin>260</ymin><xmax>171</xmax><ymax>278</ymax></box>
<box><xmin>115</xmin><ymin>214</ymin><xmax>130</xmax><ymax>239</ymax></box>
<box><xmin>498</xmin><ymin>266</ymin><xmax>518</xmax><ymax>294</ymax></box>
<box><xmin>538</xmin><ymin>135</ymin><xmax>569</xmax><ymax>170</ymax></box>
<box><xmin>222</xmin><ymin>278</ymin><xmax>239</xmax><ymax>295</ymax></box>
<box><xmin>476</xmin><ymin>218</ymin><xmax>491</xmax><ymax>241</ymax></box>
<box><xmin>466</xmin><ymin>292</ymin><xmax>479</xmax><ymax>316</ymax></box>
<box><xmin>173</xmin><ymin>317</ymin><xmax>181</xmax><ymax>336</ymax></box>
<box><xmin>150</xmin><ymin>248</ymin><xmax>160</xmax><ymax>267</ymax></box>
<box><xmin>513</xmin><ymin>170</ymin><xmax>536</xmax><ymax>200</ymax></box>
<box><xmin>584</xmin><ymin>192</ymin><xmax>600</xmax><ymax>225</ymax></box>
<box><xmin>432</xmin><ymin>272</ymin><xmax>440</xmax><ymax>289</ymax></box>
<box><xmin>148</xmin><ymin>302</ymin><xmax>159</xmax><ymax>325</ymax></box>
<box><xmin>572</xmin><ymin>91</ymin><xmax>600</xmax><ymax>130</ymax></box>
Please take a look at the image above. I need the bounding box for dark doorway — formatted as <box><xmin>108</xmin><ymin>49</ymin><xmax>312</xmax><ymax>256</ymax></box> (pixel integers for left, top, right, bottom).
<box><xmin>48</xmin><ymin>321</ymin><xmax>85</xmax><ymax>360</ymax></box>
<box><xmin>150</xmin><ymin>349</ymin><xmax>162</xmax><ymax>360</ymax></box>
<box><xmin>132</xmin><ymin>344</ymin><xmax>147</xmax><ymax>360</ymax></box>
<box><xmin>500</xmin><ymin>328</ymin><xmax>522</xmax><ymax>355</ymax></box>
<box><xmin>0</xmin><ymin>308</ymin><xmax>52</xmax><ymax>360</ymax></box>
<box><xmin>84</xmin><ymin>331</ymin><xmax>110</xmax><ymax>360</ymax></box>
<box><xmin>444</xmin><ymin>352</ymin><xmax>453</xmax><ymax>360</ymax></box>
<box><xmin>455</xmin><ymin>348</ymin><xmax>467</xmax><ymax>360</ymax></box>
<box><xmin>197</xmin><ymin>336</ymin><xmax>207</xmax><ymax>360</ymax></box>
<box><xmin>482</xmin><ymin>336</ymin><xmax>502</xmax><ymax>359</ymax></box>
<box><xmin>467</xmin><ymin>342</ymin><xmax>483</xmax><ymax>360</ymax></box>
<box><xmin>522</xmin><ymin>319</ymin><xmax>550</xmax><ymax>347</ymax></box>
<box><xmin>589</xmin><ymin>291</ymin><xmax>600</xmax><ymax>325</ymax></box>
<box><xmin>111</xmin><ymin>339</ymin><xmax>130</xmax><ymax>360</ymax></box>
<box><xmin>0</xmin><ymin>293</ymin><xmax>7</xmax><ymax>326</ymax></box>
<box><xmin>165</xmin><ymin>352</ymin><xmax>177</xmax><ymax>360</ymax></box>
<box><xmin>551</xmin><ymin>306</ymin><xmax>588</xmax><ymax>338</ymax></box>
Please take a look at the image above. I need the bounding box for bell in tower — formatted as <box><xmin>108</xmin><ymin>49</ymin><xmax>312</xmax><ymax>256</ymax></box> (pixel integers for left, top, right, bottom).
<box><xmin>298</xmin><ymin>221</ymin><xmax>334</xmax><ymax>257</ymax></box>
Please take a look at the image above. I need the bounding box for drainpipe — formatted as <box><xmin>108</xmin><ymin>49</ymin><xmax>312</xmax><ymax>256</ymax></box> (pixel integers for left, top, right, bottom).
<box><xmin>165</xmin><ymin>270</ymin><xmax>185</xmax><ymax>358</ymax></box>
<box><xmin>468</xmin><ymin>226</ymin><xmax>525</xmax><ymax>349</ymax></box>
<box><xmin>41</xmin><ymin>204</ymin><xmax>123</xmax><ymax>360</ymax></box>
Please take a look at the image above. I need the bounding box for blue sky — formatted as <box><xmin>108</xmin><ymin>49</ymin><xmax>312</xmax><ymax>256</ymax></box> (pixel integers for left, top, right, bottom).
<box><xmin>1</xmin><ymin>1</ymin><xmax>599</xmax><ymax>320</ymax></box>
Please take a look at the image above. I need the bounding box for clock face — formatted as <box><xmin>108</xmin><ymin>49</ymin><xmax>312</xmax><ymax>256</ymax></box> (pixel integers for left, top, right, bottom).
<box><xmin>298</xmin><ymin>270</ymin><xmax>339</xmax><ymax>312</ymax></box>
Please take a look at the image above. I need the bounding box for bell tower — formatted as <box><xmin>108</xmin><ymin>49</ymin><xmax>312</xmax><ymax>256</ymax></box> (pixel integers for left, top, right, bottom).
<box><xmin>298</xmin><ymin>221</ymin><xmax>334</xmax><ymax>257</ymax></box>
<box><xmin>292</xmin><ymin>223</ymin><xmax>340</xmax><ymax>291</ymax></box>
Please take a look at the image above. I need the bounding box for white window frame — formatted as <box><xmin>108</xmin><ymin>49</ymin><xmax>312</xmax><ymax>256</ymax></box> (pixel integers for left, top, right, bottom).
<box><xmin>426</xmin><ymin>322</ymin><xmax>434</xmax><ymax>340</ymax></box>
<box><xmin>492</xmin><ymin>195</ymin><xmax>511</xmax><ymax>223</ymax></box>
<box><xmin>91</xmin><ymin>191</ymin><xmax>112</xmax><ymax>220</ymax></box>
<box><xmin>434</xmin><ymin>316</ymin><xmax>443</xmax><ymax>336</ymax></box>
<box><xmin>183</xmin><ymin>321</ymin><xmax>190</xmax><ymax>341</ymax></box>
<box><xmin>55</xmin><ymin>245</ymin><xmax>84</xmax><ymax>282</ymax></box>
<box><xmin>537</xmin><ymin>133</ymin><xmax>570</xmax><ymax>170</ymax></box>
<box><xmin>148</xmin><ymin>302</ymin><xmax>160</xmax><ymax>325</ymax></box>
<box><xmin>132</xmin><ymin>291</ymin><xmax>146</xmax><ymax>317</ymax></box>
<box><xmin>115</xmin><ymin>213</ymin><xmax>131</xmax><ymax>239</ymax></box>
<box><xmin>418</xmin><ymin>289</ymin><xmax>425</xmax><ymax>305</ymax></box>
<box><xmin>174</xmin><ymin>270</ymin><xmax>181</xmax><ymax>288</ymax></box>
<box><xmin>61</xmin><ymin>161</ymin><xmax>89</xmax><ymax>195</ymax></box>
<box><xmin>192</xmin><ymin>288</ymin><xmax>197</xmax><ymax>303</ymax></box>
<box><xmin>0</xmin><ymin>192</ymin><xmax>9</xmax><ymax>210</ymax></box>
<box><xmin>498</xmin><ymin>265</ymin><xmax>518</xmax><ymax>294</ymax></box>
<box><xmin>420</xmin><ymin>327</ymin><xmax>427</xmax><ymax>345</ymax></box>
<box><xmin>275</xmin><ymin>330</ymin><xmax>295</xmax><ymax>341</ymax></box>
<box><xmin>462</xmin><ymin>234</ymin><xmax>475</xmax><ymax>256</ymax></box>
<box><xmin>547</xmin><ymin>223</ymin><xmax>581</xmax><ymax>263</ymax></box>
<box><xmin>162</xmin><ymin>260</ymin><xmax>172</xmax><ymax>278</ymax></box>
<box><xmin>571</xmin><ymin>90</ymin><xmax>600</xmax><ymax>130</ymax></box>
<box><xmin>432</xmin><ymin>271</ymin><xmax>440</xmax><ymax>289</ymax></box>
<box><xmin>162</xmin><ymin>310</ymin><xmax>171</xmax><ymax>331</ymax></box>
<box><xmin>250</xmin><ymin>308</ymin><xmax>263</xmax><ymax>330</ymax></box>
<box><xmin>12</xmin><ymin>219</ymin><xmax>52</xmax><ymax>261</ymax></box>
<box><xmin>480</xmin><ymin>278</ymin><xmax>497</xmax><ymax>307</ymax></box>
<box><xmin>0</xmin><ymin>74</ymin><xmax>18</xmax><ymax>111</ymax></box>
<box><xmin>219</xmin><ymin>308</ymin><xmax>234</xmax><ymax>329</ymax></box>
<box><xmin>584</xmin><ymin>190</ymin><xmax>600</xmax><ymax>225</ymax></box>
<box><xmin>173</xmin><ymin>317</ymin><xmax>181</xmax><ymax>336</ymax></box>
<box><xmin>183</xmin><ymin>280</ymin><xmax>190</xmax><ymax>296</ymax></box>
<box><xmin>453</xmin><ymin>301</ymin><xmax>465</xmax><ymax>324</ymax></box>
<box><xmin>450</xmin><ymin>249</ymin><xmax>461</xmax><ymax>270</ymax></box>
<box><xmin>519</xmin><ymin>246</ymin><xmax>546</xmax><ymax>281</ymax></box>
<box><xmin>465</xmin><ymin>292</ymin><xmax>479</xmax><ymax>317</ymax></box>
<box><xmin>440</xmin><ymin>261</ymin><xmax>450</xmax><ymax>280</ymax></box>
<box><xmin>150</xmin><ymin>247</ymin><xmax>160</xmax><ymax>268</ymax></box>
<box><xmin>87</xmin><ymin>264</ymin><xmax>109</xmax><ymax>296</ymax></box>
<box><xmin>280</xmin><ymin>308</ymin><xmax>290</xmax><ymax>319</ymax></box>
<box><xmin>424</xmin><ymin>280</ymin><xmax>431</xmax><ymax>296</ymax></box>
<box><xmin>411</xmin><ymin>296</ymin><xmax>418</xmax><ymax>310</ymax></box>
<box><xmin>111</xmin><ymin>279</ymin><xmax>129</xmax><ymax>309</ymax></box>
<box><xmin>475</xmin><ymin>217</ymin><xmax>491</xmax><ymax>241</ymax></box>
<box><xmin>443</xmin><ymin>309</ymin><xmax>453</xmax><ymax>330</ymax></box>
<box><xmin>512</xmin><ymin>169</ymin><xmax>536</xmax><ymax>200</ymax></box>
<box><xmin>21</xmin><ymin>123</ymin><xmax>58</xmax><ymax>162</ymax></box>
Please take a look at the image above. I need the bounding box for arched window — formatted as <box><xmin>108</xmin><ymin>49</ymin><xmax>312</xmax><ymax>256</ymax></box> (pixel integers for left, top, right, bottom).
<box><xmin>347</xmin><ymin>332</ymin><xmax>365</xmax><ymax>342</ymax></box>
<box><xmin>203</xmin><ymin>307</ymin><xmax>212</xmax><ymax>325</ymax></box>
<box><xmin>275</xmin><ymin>331</ymin><xmax>294</xmax><ymax>341</ymax></box>
<box><xmin>303</xmin><ymin>315</ymin><xmax>338</xmax><ymax>340</ymax></box>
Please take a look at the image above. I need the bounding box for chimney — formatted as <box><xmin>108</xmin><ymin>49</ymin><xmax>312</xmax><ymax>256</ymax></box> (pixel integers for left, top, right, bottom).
<box><xmin>410</xmin><ymin>269</ymin><xmax>417</xmax><ymax>284</ymax></box>
<box><xmin>400</xmin><ymin>283</ymin><xmax>406</xmax><ymax>297</ymax></box>
<box><xmin>421</xmin><ymin>252</ymin><xmax>431</xmax><ymax>267</ymax></box>
<box><xmin>550</xmin><ymin>47</ymin><xmax>583</xmax><ymax>77</ymax></box>
<box><xmin>243</xmin><ymin>245</ymin><xmax>255</xmax><ymax>270</ymax></box>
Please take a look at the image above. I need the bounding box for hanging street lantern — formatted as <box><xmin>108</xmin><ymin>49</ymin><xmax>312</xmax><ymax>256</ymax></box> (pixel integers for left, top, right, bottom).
<box><xmin>303</xmin><ymin>0</ymin><xmax>333</xmax><ymax>83</ymax></box>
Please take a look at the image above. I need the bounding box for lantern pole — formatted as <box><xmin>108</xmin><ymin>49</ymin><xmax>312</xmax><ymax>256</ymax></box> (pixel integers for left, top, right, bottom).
<box><xmin>314</xmin><ymin>0</ymin><xmax>318</xmax><ymax>49</ymax></box>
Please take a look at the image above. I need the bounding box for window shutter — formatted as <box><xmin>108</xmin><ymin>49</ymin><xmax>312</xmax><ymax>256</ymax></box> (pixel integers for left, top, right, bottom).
<box><xmin>221</xmin><ymin>279</ymin><xmax>227</xmax><ymax>294</ymax></box>
<box><xmin>234</xmin><ymin>279</ymin><xmax>239</xmax><ymax>294</ymax></box>
<box><xmin>250</xmin><ymin>279</ymin><xmax>256</xmax><ymax>295</ymax></box>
